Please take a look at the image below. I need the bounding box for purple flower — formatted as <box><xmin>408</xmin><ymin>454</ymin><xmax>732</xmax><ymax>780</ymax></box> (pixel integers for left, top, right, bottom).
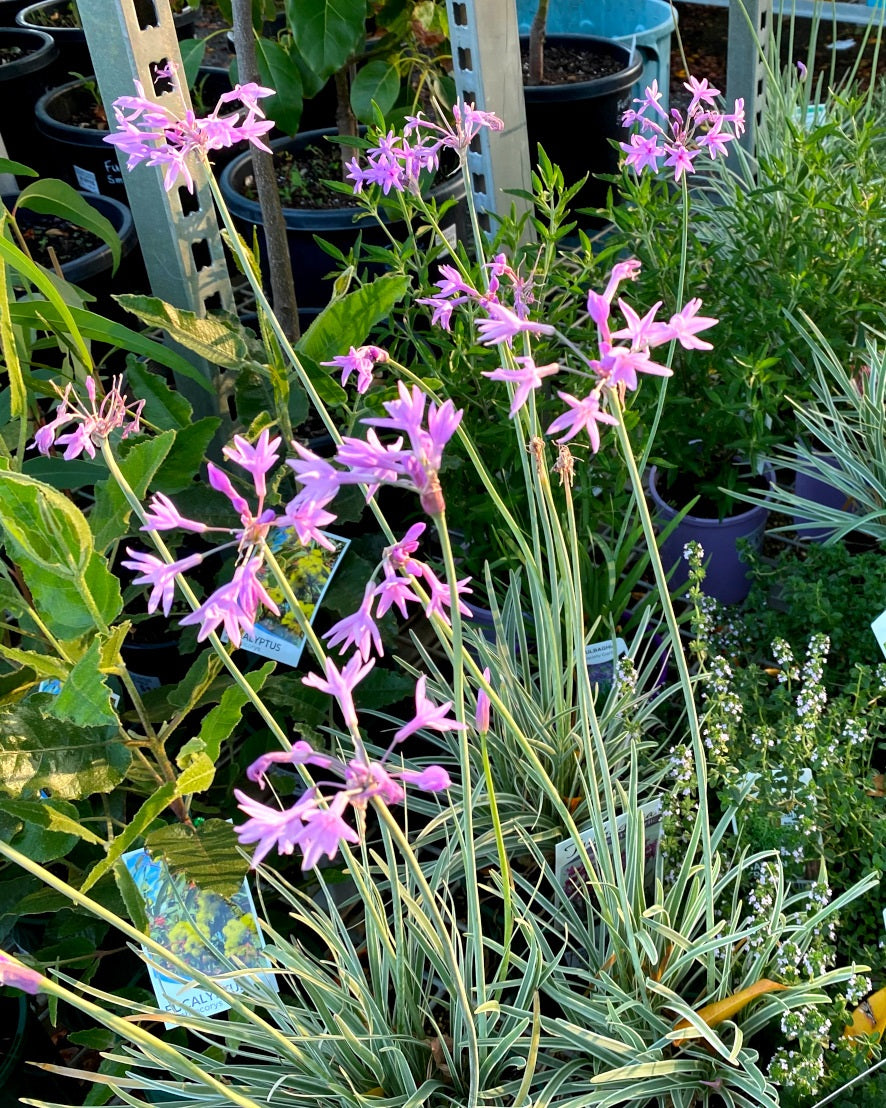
<box><xmin>394</xmin><ymin>675</ymin><xmax>466</xmax><ymax>743</ymax></box>
<box><xmin>32</xmin><ymin>375</ymin><xmax>144</xmax><ymax>460</ymax></box>
<box><xmin>247</xmin><ymin>741</ymin><xmax>334</xmax><ymax>788</ymax></box>
<box><xmin>298</xmin><ymin>792</ymin><xmax>362</xmax><ymax>868</ymax></box>
<box><xmin>234</xmin><ymin>787</ymin><xmax>320</xmax><ymax>867</ymax></box>
<box><xmin>323</xmin><ymin>583</ymin><xmax>384</xmax><ymax>661</ymax></box>
<box><xmin>476</xmin><ymin>303</ymin><xmax>555</xmax><ymax>346</ymax></box>
<box><xmin>546</xmin><ymin>391</ymin><xmax>619</xmax><ymax>452</ymax></box>
<box><xmin>281</xmin><ymin>493</ymin><xmax>338</xmax><ymax>550</ymax></box>
<box><xmin>236</xmin><ymin>736</ymin><xmax>452</xmax><ymax>870</ymax></box>
<box><xmin>142</xmin><ymin>491</ymin><xmax>208</xmax><ymax>533</ymax></box>
<box><xmin>384</xmin><ymin>523</ymin><xmax>426</xmax><ymax>576</ymax></box>
<box><xmin>620</xmin><ymin>75</ymin><xmax>744</xmax><ymax>183</ymax></box>
<box><xmin>179</xmin><ymin>557</ymin><xmax>279</xmax><ymax>647</ymax></box>
<box><xmin>418</xmin><ymin>563</ymin><xmax>473</xmax><ymax>625</ymax></box>
<box><xmin>302</xmin><ymin>654</ymin><xmax>376</xmax><ymax>732</ymax></box>
<box><xmin>373</xmin><ymin>574</ymin><xmax>423</xmax><ymax>619</ymax></box>
<box><xmin>668</xmin><ymin>299</ymin><xmax>718</xmax><ymax>350</ymax></box>
<box><xmin>0</xmin><ymin>951</ymin><xmax>43</xmax><ymax>995</ymax></box>
<box><xmin>222</xmin><ymin>429</ymin><xmax>282</xmax><ymax>500</ymax></box>
<box><xmin>482</xmin><ymin>356</ymin><xmax>559</xmax><ymax>416</ymax></box>
<box><xmin>287</xmin><ymin>442</ymin><xmax>347</xmax><ymax>503</ymax></box>
<box><xmin>404</xmin><ymin>99</ymin><xmax>504</xmax><ymax>154</ymax></box>
<box><xmin>121</xmin><ymin>549</ymin><xmax>204</xmax><ymax>617</ymax></box>
<box><xmin>321</xmin><ymin>345</ymin><xmax>389</xmax><ymax>394</ymax></box>
<box><xmin>106</xmin><ymin>80</ymin><xmax>275</xmax><ymax>193</ymax></box>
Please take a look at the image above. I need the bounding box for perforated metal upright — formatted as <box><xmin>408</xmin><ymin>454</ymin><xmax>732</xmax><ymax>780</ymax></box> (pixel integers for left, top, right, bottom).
<box><xmin>76</xmin><ymin>0</ymin><xmax>235</xmax><ymax>410</ymax></box>
<box><xmin>444</xmin><ymin>0</ymin><xmax>533</xmax><ymax>234</ymax></box>
<box><xmin>727</xmin><ymin>0</ymin><xmax>772</xmax><ymax>158</ymax></box>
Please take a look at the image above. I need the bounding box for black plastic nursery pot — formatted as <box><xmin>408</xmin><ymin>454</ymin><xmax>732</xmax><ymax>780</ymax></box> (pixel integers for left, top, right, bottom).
<box><xmin>0</xmin><ymin>26</ymin><xmax>57</xmax><ymax>163</ymax></box>
<box><xmin>34</xmin><ymin>77</ymin><xmax>127</xmax><ymax>201</ymax></box>
<box><xmin>5</xmin><ymin>189</ymin><xmax>142</xmax><ymax>319</ymax></box>
<box><xmin>522</xmin><ymin>34</ymin><xmax>642</xmax><ymax>220</ymax></box>
<box><xmin>17</xmin><ymin>0</ymin><xmax>200</xmax><ymax>80</ymax></box>
<box><xmin>219</xmin><ymin>128</ymin><xmax>466</xmax><ymax>313</ymax></box>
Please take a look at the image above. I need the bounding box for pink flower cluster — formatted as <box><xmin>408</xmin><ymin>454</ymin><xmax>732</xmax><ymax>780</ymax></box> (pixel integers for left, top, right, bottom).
<box><xmin>0</xmin><ymin>950</ymin><xmax>42</xmax><ymax>995</ymax></box>
<box><xmin>33</xmin><ymin>376</ymin><xmax>144</xmax><ymax>461</ymax></box>
<box><xmin>105</xmin><ymin>77</ymin><xmax>275</xmax><ymax>192</ymax></box>
<box><xmin>235</xmin><ymin>733</ymin><xmax>452</xmax><ymax>870</ymax></box>
<box><xmin>620</xmin><ymin>77</ymin><xmax>745</xmax><ymax>182</ymax></box>
<box><xmin>122</xmin><ymin>429</ymin><xmax>285</xmax><ymax>647</ymax></box>
<box><xmin>418</xmin><ymin>252</ymin><xmax>548</xmax><ymax>343</ymax></box>
<box><xmin>347</xmin><ymin>99</ymin><xmax>503</xmax><ymax>195</ymax></box>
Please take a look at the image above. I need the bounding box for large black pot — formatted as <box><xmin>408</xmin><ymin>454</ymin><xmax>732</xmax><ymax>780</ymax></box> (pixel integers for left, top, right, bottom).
<box><xmin>522</xmin><ymin>34</ymin><xmax>642</xmax><ymax>221</ymax></box>
<box><xmin>0</xmin><ymin>26</ymin><xmax>57</xmax><ymax>163</ymax></box>
<box><xmin>5</xmin><ymin>189</ymin><xmax>142</xmax><ymax>319</ymax></box>
<box><xmin>34</xmin><ymin>76</ymin><xmax>125</xmax><ymax>200</ymax></box>
<box><xmin>219</xmin><ymin>128</ymin><xmax>466</xmax><ymax>312</ymax></box>
<box><xmin>17</xmin><ymin>0</ymin><xmax>200</xmax><ymax>80</ymax></box>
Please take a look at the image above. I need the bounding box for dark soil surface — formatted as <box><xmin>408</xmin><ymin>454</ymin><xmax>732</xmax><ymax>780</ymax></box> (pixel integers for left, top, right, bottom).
<box><xmin>521</xmin><ymin>41</ymin><xmax>626</xmax><ymax>85</ymax></box>
<box><xmin>670</xmin><ymin>1</ymin><xmax>886</xmax><ymax>111</ymax></box>
<box><xmin>243</xmin><ymin>144</ymin><xmax>361</xmax><ymax>210</ymax></box>
<box><xmin>24</xmin><ymin>1</ymin><xmax>78</xmax><ymax>29</ymax></box>
<box><xmin>19</xmin><ymin>213</ymin><xmax>102</xmax><ymax>267</ymax></box>
<box><xmin>0</xmin><ymin>44</ymin><xmax>28</xmax><ymax>63</ymax></box>
<box><xmin>194</xmin><ymin>0</ymin><xmax>232</xmax><ymax>69</ymax></box>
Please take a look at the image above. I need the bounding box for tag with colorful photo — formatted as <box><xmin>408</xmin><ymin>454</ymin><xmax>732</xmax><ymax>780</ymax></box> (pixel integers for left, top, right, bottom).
<box><xmin>237</xmin><ymin>526</ymin><xmax>350</xmax><ymax>666</ymax></box>
<box><xmin>121</xmin><ymin>848</ymin><xmax>277</xmax><ymax>1026</ymax></box>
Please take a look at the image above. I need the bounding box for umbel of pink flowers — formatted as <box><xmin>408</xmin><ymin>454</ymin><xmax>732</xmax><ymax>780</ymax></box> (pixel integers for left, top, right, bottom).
<box><xmin>620</xmin><ymin>76</ymin><xmax>745</xmax><ymax>181</ymax></box>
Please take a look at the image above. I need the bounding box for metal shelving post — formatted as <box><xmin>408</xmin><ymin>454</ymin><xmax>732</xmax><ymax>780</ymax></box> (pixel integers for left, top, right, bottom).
<box><xmin>444</xmin><ymin>0</ymin><xmax>534</xmax><ymax>234</ymax></box>
<box><xmin>727</xmin><ymin>0</ymin><xmax>773</xmax><ymax>156</ymax></box>
<box><xmin>76</xmin><ymin>0</ymin><xmax>234</xmax><ymax>414</ymax></box>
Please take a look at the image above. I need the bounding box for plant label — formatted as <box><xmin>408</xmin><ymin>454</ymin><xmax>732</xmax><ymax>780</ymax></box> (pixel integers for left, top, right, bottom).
<box><xmin>122</xmin><ymin>848</ymin><xmax>278</xmax><ymax>1028</ymax></box>
<box><xmin>235</xmin><ymin>527</ymin><xmax>350</xmax><ymax>667</ymax></box>
<box><xmin>871</xmin><ymin>608</ymin><xmax>886</xmax><ymax>658</ymax></box>
<box><xmin>554</xmin><ymin>798</ymin><xmax>662</xmax><ymax>900</ymax></box>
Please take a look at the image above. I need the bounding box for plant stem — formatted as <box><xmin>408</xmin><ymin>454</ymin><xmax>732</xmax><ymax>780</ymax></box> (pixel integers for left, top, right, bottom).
<box><xmin>230</xmin><ymin>0</ymin><xmax>300</xmax><ymax>342</ymax></box>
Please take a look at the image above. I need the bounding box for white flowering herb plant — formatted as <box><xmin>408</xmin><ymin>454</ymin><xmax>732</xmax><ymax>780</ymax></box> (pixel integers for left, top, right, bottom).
<box><xmin>0</xmin><ymin>68</ymin><xmax>879</xmax><ymax>1108</ymax></box>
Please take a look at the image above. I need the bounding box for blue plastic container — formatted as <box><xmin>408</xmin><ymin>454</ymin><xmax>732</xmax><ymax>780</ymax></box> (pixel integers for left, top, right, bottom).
<box><xmin>516</xmin><ymin>0</ymin><xmax>677</xmax><ymax>110</ymax></box>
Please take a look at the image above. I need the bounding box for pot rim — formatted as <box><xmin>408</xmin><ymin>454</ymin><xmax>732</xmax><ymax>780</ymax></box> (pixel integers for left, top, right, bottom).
<box><xmin>0</xmin><ymin>24</ymin><xmax>56</xmax><ymax>75</ymax></box>
<box><xmin>647</xmin><ymin>462</ymin><xmax>775</xmax><ymax>527</ymax></box>
<box><xmin>520</xmin><ymin>33</ymin><xmax>643</xmax><ymax>99</ymax></box>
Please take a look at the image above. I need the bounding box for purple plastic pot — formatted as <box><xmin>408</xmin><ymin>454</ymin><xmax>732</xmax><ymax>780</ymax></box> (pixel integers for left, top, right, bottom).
<box><xmin>648</xmin><ymin>465</ymin><xmax>772</xmax><ymax>606</ymax></box>
<box><xmin>793</xmin><ymin>453</ymin><xmax>850</xmax><ymax>541</ymax></box>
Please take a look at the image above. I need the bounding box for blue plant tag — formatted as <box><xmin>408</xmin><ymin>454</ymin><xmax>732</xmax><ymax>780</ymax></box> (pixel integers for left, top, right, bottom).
<box><xmin>871</xmin><ymin>608</ymin><xmax>886</xmax><ymax>658</ymax></box>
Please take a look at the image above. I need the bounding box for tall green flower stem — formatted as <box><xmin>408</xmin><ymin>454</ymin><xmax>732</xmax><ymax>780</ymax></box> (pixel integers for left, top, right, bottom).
<box><xmin>99</xmin><ymin>438</ymin><xmax>291</xmax><ymax>753</ymax></box>
<box><xmin>639</xmin><ymin>175</ymin><xmax>690</xmax><ymax>476</ymax></box>
<box><xmin>374</xmin><ymin>800</ymin><xmax>481</xmax><ymax>1106</ymax></box>
<box><xmin>609</xmin><ymin>391</ymin><xmax>716</xmax><ymax>960</ymax></box>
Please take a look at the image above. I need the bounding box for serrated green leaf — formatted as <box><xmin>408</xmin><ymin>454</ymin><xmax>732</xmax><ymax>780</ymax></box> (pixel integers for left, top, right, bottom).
<box><xmin>297</xmin><ymin>273</ymin><xmax>410</xmax><ymax>367</ymax></box>
<box><xmin>68</xmin><ymin>1028</ymin><xmax>118</xmax><ymax>1051</ymax></box>
<box><xmin>0</xmin><ymin>470</ymin><xmax>93</xmax><ymax>573</ymax></box>
<box><xmin>80</xmin><ymin>781</ymin><xmax>178</xmax><ymax>892</ymax></box>
<box><xmin>0</xmin><ymin>645</ymin><xmax>67</xmax><ymax>681</ymax></box>
<box><xmin>198</xmin><ymin>661</ymin><xmax>275</xmax><ymax>763</ymax></box>
<box><xmin>255</xmin><ymin>37</ymin><xmax>303</xmax><ymax>136</ymax></box>
<box><xmin>114</xmin><ymin>296</ymin><xmax>252</xmax><ymax>369</ymax></box>
<box><xmin>47</xmin><ymin>638</ymin><xmax>118</xmax><ymax>728</ymax></box>
<box><xmin>125</xmin><ymin>361</ymin><xmax>193</xmax><ymax>429</ymax></box>
<box><xmin>350</xmin><ymin>59</ymin><xmax>401</xmax><ymax>123</ymax></box>
<box><xmin>144</xmin><ymin>818</ymin><xmax>248</xmax><ymax>897</ymax></box>
<box><xmin>287</xmin><ymin>0</ymin><xmax>366</xmax><ymax>81</ymax></box>
<box><xmin>114</xmin><ymin>859</ymin><xmax>150</xmax><ymax>933</ymax></box>
<box><xmin>175</xmin><ymin>752</ymin><xmax>216</xmax><ymax>797</ymax></box>
<box><xmin>12</xmin><ymin>549</ymin><xmax>123</xmax><ymax>640</ymax></box>
<box><xmin>0</xmin><ymin>703</ymin><xmax>130</xmax><ymax>799</ymax></box>
<box><xmin>90</xmin><ymin>430</ymin><xmax>175</xmax><ymax>551</ymax></box>
<box><xmin>17</xmin><ymin>179</ymin><xmax>122</xmax><ymax>273</ymax></box>
<box><xmin>167</xmin><ymin>651</ymin><xmax>216</xmax><ymax>710</ymax></box>
<box><xmin>2</xmin><ymin>797</ymin><xmax>105</xmax><ymax>847</ymax></box>
<box><xmin>10</xmin><ymin>819</ymin><xmax>78</xmax><ymax>864</ymax></box>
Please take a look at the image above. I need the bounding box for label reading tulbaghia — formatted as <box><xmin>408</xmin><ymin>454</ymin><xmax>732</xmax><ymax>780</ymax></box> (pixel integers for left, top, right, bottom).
<box><xmin>554</xmin><ymin>799</ymin><xmax>662</xmax><ymax>900</ymax></box>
